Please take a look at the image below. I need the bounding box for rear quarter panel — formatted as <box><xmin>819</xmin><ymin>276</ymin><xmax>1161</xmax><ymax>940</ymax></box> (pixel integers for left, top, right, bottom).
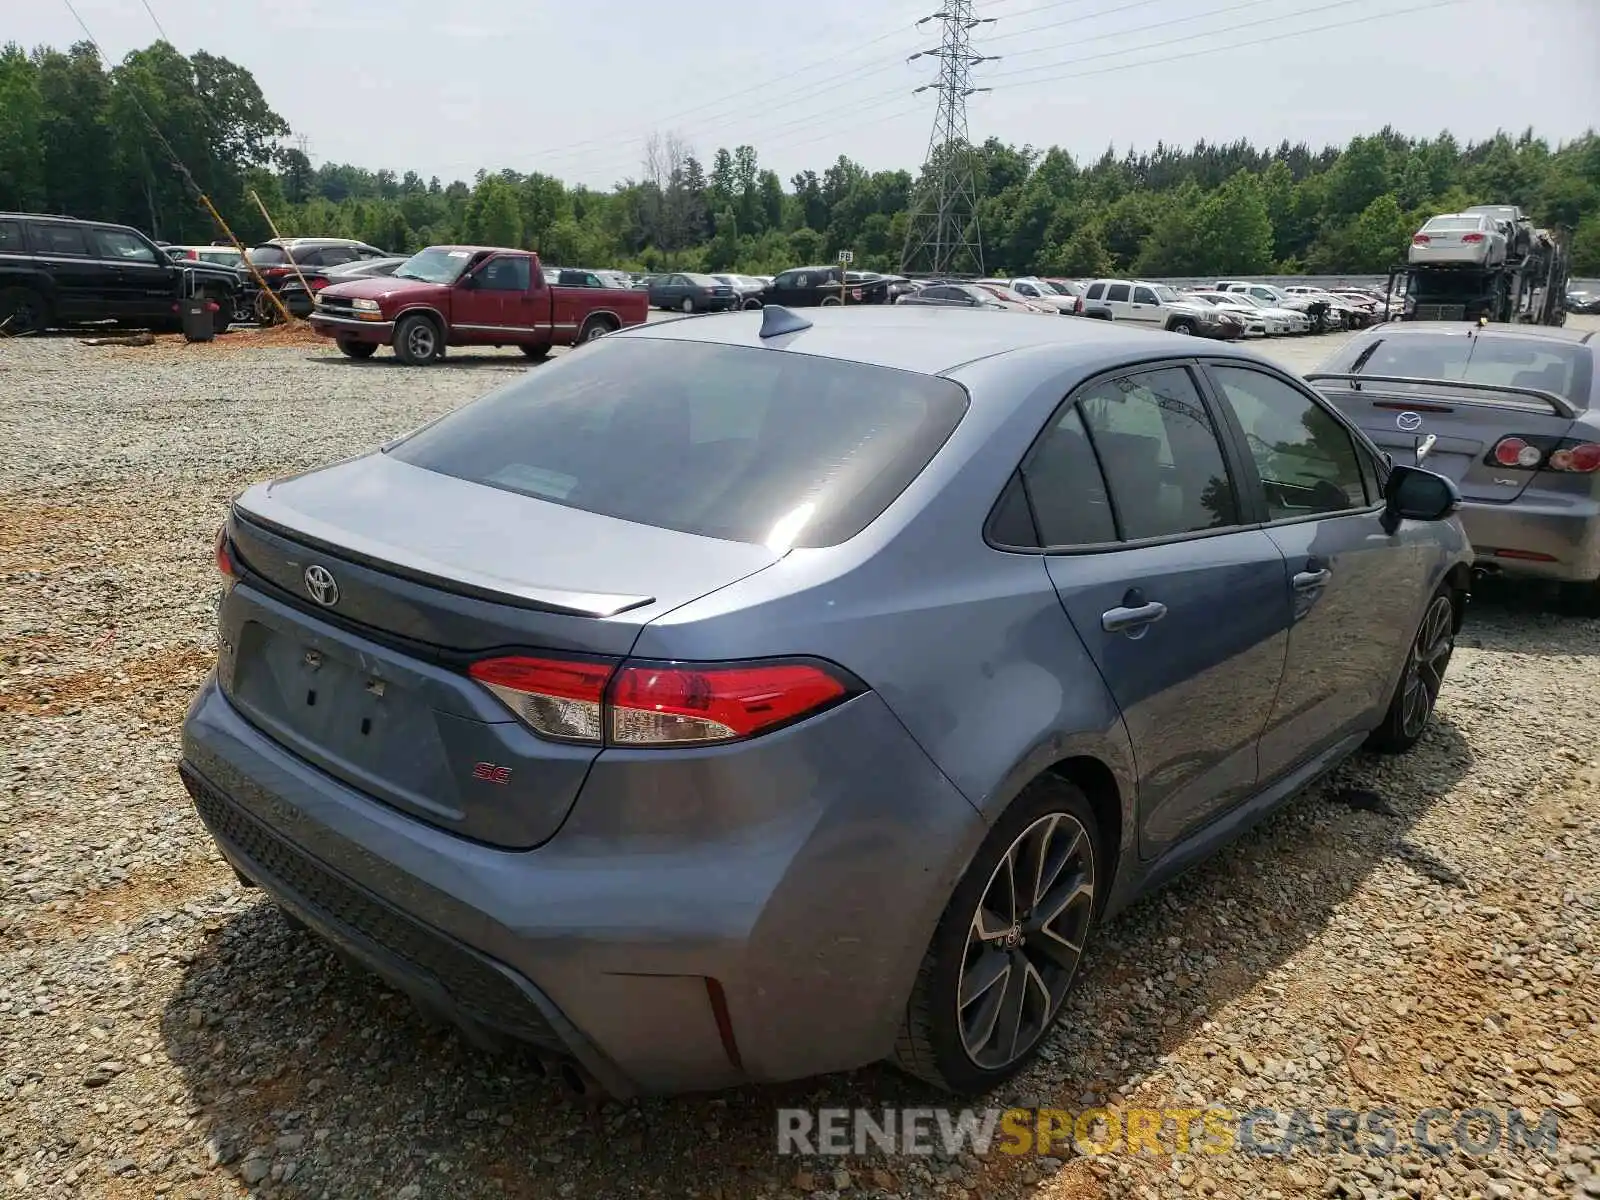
<box><xmin>630</xmin><ymin>343</ymin><xmax>1146</xmax><ymax>853</ymax></box>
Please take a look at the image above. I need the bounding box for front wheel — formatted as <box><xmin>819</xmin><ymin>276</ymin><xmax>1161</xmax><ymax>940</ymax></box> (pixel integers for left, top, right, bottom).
<box><xmin>819</xmin><ymin>296</ymin><xmax>842</xmax><ymax>307</ymax></box>
<box><xmin>393</xmin><ymin>313</ymin><xmax>444</xmax><ymax>366</ymax></box>
<box><xmin>337</xmin><ymin>338</ymin><xmax>377</xmax><ymax>360</ymax></box>
<box><xmin>742</xmin><ymin>297</ymin><xmax>763</xmax><ymax>311</ymax></box>
<box><xmin>1366</xmin><ymin>589</ymin><xmax>1458</xmax><ymax>754</ymax></box>
<box><xmin>893</xmin><ymin>775</ymin><xmax>1099</xmax><ymax>1093</ymax></box>
<box><xmin>1169</xmin><ymin>320</ymin><xmax>1194</xmax><ymax>336</ymax></box>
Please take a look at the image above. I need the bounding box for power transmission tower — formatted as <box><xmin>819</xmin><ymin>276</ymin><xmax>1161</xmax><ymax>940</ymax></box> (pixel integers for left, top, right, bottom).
<box><xmin>899</xmin><ymin>1</ymin><xmax>996</xmax><ymax>277</ymax></box>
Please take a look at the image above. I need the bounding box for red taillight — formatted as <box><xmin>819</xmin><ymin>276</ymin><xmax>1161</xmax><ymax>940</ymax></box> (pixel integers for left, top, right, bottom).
<box><xmin>1462</xmin><ymin>233</ymin><xmax>1484</xmax><ymax>244</ymax></box>
<box><xmin>610</xmin><ymin>662</ymin><xmax>847</xmax><ymax>745</ymax></box>
<box><xmin>1550</xmin><ymin>442</ymin><xmax>1600</xmax><ymax>473</ymax></box>
<box><xmin>214</xmin><ymin>526</ymin><xmax>239</xmax><ymax>586</ymax></box>
<box><xmin>1492</xmin><ymin>437</ymin><xmax>1542</xmax><ymax>468</ymax></box>
<box><xmin>1074</xmin><ymin>296</ymin><xmax>1084</xmax><ymax>314</ymax></box>
<box><xmin>186</xmin><ymin>249</ymin><xmax>199</xmax><ymax>259</ymax></box>
<box><xmin>1413</xmin><ymin>234</ymin><xmax>1431</xmax><ymax>245</ymax></box>
<box><xmin>468</xmin><ymin>655</ymin><xmax>613</xmax><ymax>743</ymax></box>
<box><xmin>1488</xmin><ymin>436</ymin><xmax>1600</xmax><ymax>473</ymax></box>
<box><xmin>467</xmin><ymin>655</ymin><xmax>853</xmax><ymax>746</ymax></box>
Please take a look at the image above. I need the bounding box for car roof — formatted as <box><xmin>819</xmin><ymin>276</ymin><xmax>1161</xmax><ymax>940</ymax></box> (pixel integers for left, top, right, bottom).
<box><xmin>1367</xmin><ymin>321</ymin><xmax>1596</xmax><ymax>346</ymax></box>
<box><xmin>613</xmin><ymin>304</ymin><xmax>1270</xmax><ymax>377</ymax></box>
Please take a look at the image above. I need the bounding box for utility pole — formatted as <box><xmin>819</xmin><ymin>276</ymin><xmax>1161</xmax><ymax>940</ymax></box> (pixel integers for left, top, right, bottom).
<box><xmin>899</xmin><ymin>1</ymin><xmax>996</xmax><ymax>278</ymax></box>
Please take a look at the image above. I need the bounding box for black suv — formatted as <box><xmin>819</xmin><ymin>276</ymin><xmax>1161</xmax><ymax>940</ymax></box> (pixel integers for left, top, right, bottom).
<box><xmin>0</xmin><ymin>213</ymin><xmax>242</xmax><ymax>335</ymax></box>
<box><xmin>756</xmin><ymin>265</ymin><xmax>895</xmax><ymax>308</ymax></box>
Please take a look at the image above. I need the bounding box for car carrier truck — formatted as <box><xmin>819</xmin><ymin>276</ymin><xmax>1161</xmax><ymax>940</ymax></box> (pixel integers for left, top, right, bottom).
<box><xmin>1388</xmin><ymin>216</ymin><xmax>1571</xmax><ymax>327</ymax></box>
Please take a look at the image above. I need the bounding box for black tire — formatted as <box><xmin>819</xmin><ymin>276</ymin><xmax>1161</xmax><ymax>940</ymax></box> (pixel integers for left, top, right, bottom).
<box><xmin>577</xmin><ymin>315</ymin><xmax>615</xmax><ymax>344</ymax></box>
<box><xmin>337</xmin><ymin>338</ymin><xmax>377</xmax><ymax>360</ymax></box>
<box><xmin>0</xmin><ymin>287</ymin><xmax>49</xmax><ymax>335</ymax></box>
<box><xmin>1365</xmin><ymin>587</ymin><xmax>1459</xmax><ymax>754</ymax></box>
<box><xmin>393</xmin><ymin>313</ymin><xmax>443</xmax><ymax>366</ymax></box>
<box><xmin>680</xmin><ymin>297</ymin><xmax>695</xmax><ymax>314</ymax></box>
<box><xmin>742</xmin><ymin>297</ymin><xmax>763</xmax><ymax>310</ymax></box>
<box><xmin>893</xmin><ymin>774</ymin><xmax>1101</xmax><ymax>1094</ymax></box>
<box><xmin>519</xmin><ymin>342</ymin><xmax>551</xmax><ymax>360</ymax></box>
<box><xmin>820</xmin><ymin>296</ymin><xmax>842</xmax><ymax>307</ymax></box>
<box><xmin>1169</xmin><ymin>319</ymin><xmax>1195</xmax><ymax>336</ymax></box>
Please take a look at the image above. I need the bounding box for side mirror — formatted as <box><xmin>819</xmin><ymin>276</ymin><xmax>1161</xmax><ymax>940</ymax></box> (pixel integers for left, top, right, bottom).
<box><xmin>457</xmin><ymin>272</ymin><xmax>476</xmax><ymax>290</ymax></box>
<box><xmin>1381</xmin><ymin>464</ymin><xmax>1459</xmax><ymax>534</ymax></box>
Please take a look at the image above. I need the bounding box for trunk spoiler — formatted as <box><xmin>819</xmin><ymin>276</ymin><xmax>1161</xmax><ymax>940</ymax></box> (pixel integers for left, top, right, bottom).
<box><xmin>232</xmin><ymin>503</ymin><xmax>656</xmax><ymax>619</ymax></box>
<box><xmin>1303</xmin><ymin>372</ymin><xmax>1578</xmax><ymax>420</ymax></box>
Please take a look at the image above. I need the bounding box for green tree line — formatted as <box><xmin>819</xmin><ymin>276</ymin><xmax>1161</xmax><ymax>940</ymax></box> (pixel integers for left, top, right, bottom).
<box><xmin>2</xmin><ymin>38</ymin><xmax>1596</xmax><ymax>277</ymax></box>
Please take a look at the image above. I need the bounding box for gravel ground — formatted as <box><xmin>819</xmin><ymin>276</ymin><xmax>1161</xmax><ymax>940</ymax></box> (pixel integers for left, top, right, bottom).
<box><xmin>2</xmin><ymin>319</ymin><xmax>1598</xmax><ymax>1200</ymax></box>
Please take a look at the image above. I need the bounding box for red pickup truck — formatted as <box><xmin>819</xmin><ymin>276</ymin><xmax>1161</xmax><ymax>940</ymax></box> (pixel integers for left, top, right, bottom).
<box><xmin>308</xmin><ymin>245</ymin><xmax>648</xmax><ymax>365</ymax></box>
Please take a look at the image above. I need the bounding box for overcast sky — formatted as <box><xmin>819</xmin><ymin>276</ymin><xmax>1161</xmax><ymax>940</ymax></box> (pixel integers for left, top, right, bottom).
<box><xmin>15</xmin><ymin>0</ymin><xmax>1600</xmax><ymax>188</ymax></box>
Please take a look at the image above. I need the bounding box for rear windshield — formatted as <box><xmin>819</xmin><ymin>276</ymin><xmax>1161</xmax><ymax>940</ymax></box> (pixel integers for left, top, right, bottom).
<box><xmin>1423</xmin><ymin>217</ymin><xmax>1481</xmax><ymax>231</ymax></box>
<box><xmin>247</xmin><ymin>245</ymin><xmax>288</xmax><ymax>265</ymax></box>
<box><xmin>1334</xmin><ymin>334</ymin><xmax>1593</xmax><ymax>407</ymax></box>
<box><xmin>386</xmin><ymin>337</ymin><xmax>971</xmax><ymax>547</ymax></box>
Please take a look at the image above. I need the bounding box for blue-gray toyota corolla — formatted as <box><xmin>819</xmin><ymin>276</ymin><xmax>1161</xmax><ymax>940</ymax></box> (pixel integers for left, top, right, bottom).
<box><xmin>181</xmin><ymin>304</ymin><xmax>1472</xmax><ymax>1097</ymax></box>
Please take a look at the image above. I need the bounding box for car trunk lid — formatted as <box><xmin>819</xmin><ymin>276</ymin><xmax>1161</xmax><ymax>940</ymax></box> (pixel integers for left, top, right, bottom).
<box><xmin>1308</xmin><ymin>375</ymin><xmax>1578</xmax><ymax>502</ymax></box>
<box><xmin>220</xmin><ymin>453</ymin><xmax>781</xmax><ymax>848</ymax></box>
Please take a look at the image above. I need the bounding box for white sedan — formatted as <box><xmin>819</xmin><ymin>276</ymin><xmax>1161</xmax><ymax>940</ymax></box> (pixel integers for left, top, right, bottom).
<box><xmin>1188</xmin><ymin>290</ymin><xmax>1305</xmax><ymax>336</ymax></box>
<box><xmin>1408</xmin><ymin>213</ymin><xmax>1508</xmax><ymax>266</ymax></box>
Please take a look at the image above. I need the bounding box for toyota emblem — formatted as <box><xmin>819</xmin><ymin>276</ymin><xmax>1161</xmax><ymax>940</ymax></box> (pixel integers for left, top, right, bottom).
<box><xmin>303</xmin><ymin>564</ymin><xmax>339</xmax><ymax>607</ymax></box>
<box><xmin>1396</xmin><ymin>411</ymin><xmax>1423</xmax><ymax>432</ymax></box>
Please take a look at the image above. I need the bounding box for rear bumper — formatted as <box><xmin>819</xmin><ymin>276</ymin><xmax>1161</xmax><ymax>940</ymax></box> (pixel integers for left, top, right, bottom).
<box><xmin>180</xmin><ymin>674</ymin><xmax>984</xmax><ymax>1095</ymax></box>
<box><xmin>1460</xmin><ymin>497</ymin><xmax>1600</xmax><ymax>582</ymax></box>
<box><xmin>308</xmin><ymin>314</ymin><xmax>394</xmax><ymax>343</ymax></box>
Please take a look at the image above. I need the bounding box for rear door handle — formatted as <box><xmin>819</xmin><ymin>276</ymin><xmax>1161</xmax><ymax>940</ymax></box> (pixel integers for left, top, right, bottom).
<box><xmin>1101</xmin><ymin>601</ymin><xmax>1168</xmax><ymax>634</ymax></box>
<box><xmin>1293</xmin><ymin>569</ymin><xmax>1331</xmax><ymax>590</ymax></box>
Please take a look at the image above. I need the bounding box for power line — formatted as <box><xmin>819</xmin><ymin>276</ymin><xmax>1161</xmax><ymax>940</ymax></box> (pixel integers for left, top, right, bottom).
<box><xmin>429</xmin><ymin>9</ymin><xmax>928</xmax><ymax>172</ymax></box>
<box><xmin>985</xmin><ymin>0</ymin><xmax>1174</xmax><ymax>44</ymax></box>
<box><xmin>138</xmin><ymin>0</ymin><xmax>172</xmax><ymax>44</ymax></box>
<box><xmin>989</xmin><ymin>0</ymin><xmax>1457</xmax><ymax>84</ymax></box>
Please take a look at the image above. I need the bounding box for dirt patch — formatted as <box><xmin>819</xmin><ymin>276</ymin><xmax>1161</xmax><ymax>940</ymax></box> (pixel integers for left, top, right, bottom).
<box><xmin>100</xmin><ymin>322</ymin><xmax>329</xmax><ymax>357</ymax></box>
<box><xmin>1</xmin><ymin>642</ymin><xmax>213</xmax><ymax>719</ymax></box>
<box><xmin>28</xmin><ymin>857</ymin><xmax>238</xmax><ymax>939</ymax></box>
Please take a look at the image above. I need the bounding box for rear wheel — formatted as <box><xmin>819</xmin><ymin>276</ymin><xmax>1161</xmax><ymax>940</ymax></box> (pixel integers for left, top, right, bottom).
<box><xmin>337</xmin><ymin>338</ymin><xmax>377</xmax><ymax>360</ymax></box>
<box><xmin>820</xmin><ymin>296</ymin><xmax>842</xmax><ymax>307</ymax></box>
<box><xmin>893</xmin><ymin>775</ymin><xmax>1100</xmax><ymax>1093</ymax></box>
<box><xmin>577</xmin><ymin>315</ymin><xmax>616</xmax><ymax>344</ymax></box>
<box><xmin>393</xmin><ymin>313</ymin><xmax>443</xmax><ymax>366</ymax></box>
<box><xmin>680</xmin><ymin>297</ymin><xmax>695</xmax><ymax>314</ymax></box>
<box><xmin>742</xmin><ymin>297</ymin><xmax>763</xmax><ymax>310</ymax></box>
<box><xmin>0</xmin><ymin>287</ymin><xmax>49</xmax><ymax>335</ymax></box>
<box><xmin>1366</xmin><ymin>588</ymin><xmax>1458</xmax><ymax>754</ymax></box>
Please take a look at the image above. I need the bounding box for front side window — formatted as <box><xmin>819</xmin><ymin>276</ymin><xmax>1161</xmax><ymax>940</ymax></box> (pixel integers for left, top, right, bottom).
<box><xmin>394</xmin><ymin>247</ymin><xmax>476</xmax><ymax>284</ymax></box>
<box><xmin>477</xmin><ymin>256</ymin><xmax>531</xmax><ymax>291</ymax></box>
<box><xmin>1132</xmin><ymin>286</ymin><xmax>1159</xmax><ymax>305</ymax></box>
<box><xmin>94</xmin><ymin>229</ymin><xmax>158</xmax><ymax>262</ymax></box>
<box><xmin>1210</xmin><ymin>365</ymin><xmax>1367</xmax><ymax>519</ymax></box>
<box><xmin>1076</xmin><ymin>367</ymin><xmax>1239</xmax><ymax>540</ymax></box>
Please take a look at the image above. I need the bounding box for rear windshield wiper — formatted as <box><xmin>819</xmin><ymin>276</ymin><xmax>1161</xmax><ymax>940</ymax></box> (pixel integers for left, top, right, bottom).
<box><xmin>1346</xmin><ymin>340</ymin><xmax>1382</xmax><ymax>389</ymax></box>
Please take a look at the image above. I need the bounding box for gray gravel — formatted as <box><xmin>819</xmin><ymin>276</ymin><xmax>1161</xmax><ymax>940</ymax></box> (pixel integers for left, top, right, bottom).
<box><xmin>2</xmin><ymin>321</ymin><xmax>1598</xmax><ymax>1200</ymax></box>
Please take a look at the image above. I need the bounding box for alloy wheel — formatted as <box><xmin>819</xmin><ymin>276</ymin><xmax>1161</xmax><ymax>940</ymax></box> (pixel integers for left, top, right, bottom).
<box><xmin>957</xmin><ymin>812</ymin><xmax>1095</xmax><ymax>1071</ymax></box>
<box><xmin>405</xmin><ymin>322</ymin><xmax>436</xmax><ymax>360</ymax></box>
<box><xmin>1400</xmin><ymin>594</ymin><xmax>1454</xmax><ymax>739</ymax></box>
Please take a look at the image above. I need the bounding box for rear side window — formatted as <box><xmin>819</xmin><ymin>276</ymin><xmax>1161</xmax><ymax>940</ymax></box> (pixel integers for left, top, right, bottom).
<box><xmin>1084</xmin><ymin>282</ymin><xmax>1105</xmax><ymax>300</ymax></box>
<box><xmin>388</xmin><ymin>337</ymin><xmax>970</xmax><ymax>547</ymax></box>
<box><xmin>1076</xmin><ymin>368</ymin><xmax>1239</xmax><ymax>540</ymax></box>
<box><xmin>30</xmin><ymin>223</ymin><xmax>90</xmax><ymax>256</ymax></box>
<box><xmin>1020</xmin><ymin>403</ymin><xmax>1116</xmax><ymax>546</ymax></box>
<box><xmin>0</xmin><ymin>220</ymin><xmax>22</xmax><ymax>251</ymax></box>
<box><xmin>1105</xmin><ymin>284</ymin><xmax>1130</xmax><ymax>303</ymax></box>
